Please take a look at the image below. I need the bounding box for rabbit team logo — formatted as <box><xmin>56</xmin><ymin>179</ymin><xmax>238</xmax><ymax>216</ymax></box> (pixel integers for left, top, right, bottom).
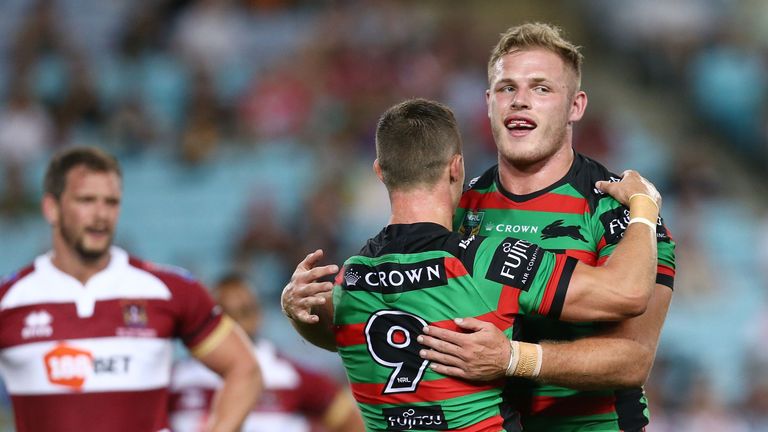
<box><xmin>541</xmin><ymin>220</ymin><xmax>586</xmax><ymax>242</ymax></box>
<box><xmin>22</xmin><ymin>310</ymin><xmax>53</xmax><ymax>339</ymax></box>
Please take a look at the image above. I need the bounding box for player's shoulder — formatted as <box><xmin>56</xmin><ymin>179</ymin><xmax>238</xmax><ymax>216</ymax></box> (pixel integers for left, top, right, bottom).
<box><xmin>569</xmin><ymin>153</ymin><xmax>623</xmax><ymax>212</ymax></box>
<box><xmin>0</xmin><ymin>264</ymin><xmax>36</xmax><ymax>300</ymax></box>
<box><xmin>464</xmin><ymin>165</ymin><xmax>498</xmax><ymax>193</ymax></box>
<box><xmin>127</xmin><ymin>255</ymin><xmax>201</xmax><ymax>288</ymax></box>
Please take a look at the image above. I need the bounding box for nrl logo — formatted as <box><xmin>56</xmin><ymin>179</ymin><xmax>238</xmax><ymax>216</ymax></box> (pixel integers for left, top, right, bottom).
<box><xmin>459</xmin><ymin>211</ymin><xmax>484</xmax><ymax>236</ymax></box>
<box><xmin>344</xmin><ymin>270</ymin><xmax>361</xmax><ymax>287</ymax></box>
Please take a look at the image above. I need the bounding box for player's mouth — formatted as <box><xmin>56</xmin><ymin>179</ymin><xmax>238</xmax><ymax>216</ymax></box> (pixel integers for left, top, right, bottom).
<box><xmin>504</xmin><ymin>116</ymin><xmax>537</xmax><ymax>137</ymax></box>
<box><xmin>85</xmin><ymin>226</ymin><xmax>112</xmax><ymax>240</ymax></box>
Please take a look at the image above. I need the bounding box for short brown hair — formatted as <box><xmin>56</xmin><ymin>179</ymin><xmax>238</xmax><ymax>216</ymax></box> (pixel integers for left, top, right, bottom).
<box><xmin>488</xmin><ymin>22</ymin><xmax>583</xmax><ymax>89</ymax></box>
<box><xmin>43</xmin><ymin>147</ymin><xmax>122</xmax><ymax>199</ymax></box>
<box><xmin>375</xmin><ymin>99</ymin><xmax>462</xmax><ymax>190</ymax></box>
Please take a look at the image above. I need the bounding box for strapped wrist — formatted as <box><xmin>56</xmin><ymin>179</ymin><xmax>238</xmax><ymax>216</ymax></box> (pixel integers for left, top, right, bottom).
<box><xmin>628</xmin><ymin>193</ymin><xmax>659</xmax><ymax>222</ymax></box>
<box><xmin>505</xmin><ymin>340</ymin><xmax>542</xmax><ymax>378</ymax></box>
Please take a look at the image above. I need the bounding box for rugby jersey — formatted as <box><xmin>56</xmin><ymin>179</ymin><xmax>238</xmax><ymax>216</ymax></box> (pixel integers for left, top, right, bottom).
<box><xmin>169</xmin><ymin>339</ymin><xmax>347</xmax><ymax>432</ymax></box>
<box><xmin>0</xmin><ymin>247</ymin><xmax>226</xmax><ymax>432</ymax></box>
<box><xmin>455</xmin><ymin>153</ymin><xmax>676</xmax><ymax>432</ymax></box>
<box><xmin>332</xmin><ymin>222</ymin><xmax>578</xmax><ymax>431</ymax></box>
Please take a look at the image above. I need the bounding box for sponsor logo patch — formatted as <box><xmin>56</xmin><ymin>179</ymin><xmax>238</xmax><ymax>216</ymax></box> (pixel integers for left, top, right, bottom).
<box><xmin>485</xmin><ymin>239</ymin><xmax>544</xmax><ymax>291</ymax></box>
<box><xmin>44</xmin><ymin>344</ymin><xmax>92</xmax><ymax>390</ymax></box>
<box><xmin>600</xmin><ymin>207</ymin><xmax>670</xmax><ymax>245</ymax></box>
<box><xmin>483</xmin><ymin>223</ymin><xmax>540</xmax><ymax>235</ymax></box>
<box><xmin>382</xmin><ymin>405</ymin><xmax>447</xmax><ymax>430</ymax></box>
<box><xmin>44</xmin><ymin>343</ymin><xmax>132</xmax><ymax>390</ymax></box>
<box><xmin>22</xmin><ymin>310</ymin><xmax>53</xmax><ymax>339</ymax></box>
<box><xmin>343</xmin><ymin>259</ymin><xmax>447</xmax><ymax>294</ymax></box>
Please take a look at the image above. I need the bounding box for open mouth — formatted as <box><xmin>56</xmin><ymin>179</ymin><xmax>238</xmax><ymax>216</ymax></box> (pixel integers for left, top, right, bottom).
<box><xmin>85</xmin><ymin>227</ymin><xmax>111</xmax><ymax>238</ymax></box>
<box><xmin>504</xmin><ymin>116</ymin><xmax>537</xmax><ymax>132</ymax></box>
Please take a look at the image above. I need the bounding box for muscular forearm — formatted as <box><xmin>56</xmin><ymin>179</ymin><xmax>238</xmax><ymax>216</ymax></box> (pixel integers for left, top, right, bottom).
<box><xmin>593</xmin><ymin>222</ymin><xmax>658</xmax><ymax>314</ymax></box>
<box><xmin>289</xmin><ymin>295</ymin><xmax>337</xmax><ymax>352</ymax></box>
<box><xmin>563</xmin><ymin>197</ymin><xmax>659</xmax><ymax>321</ymax></box>
<box><xmin>207</xmin><ymin>359</ymin><xmax>261</xmax><ymax>432</ymax></box>
<box><xmin>539</xmin><ymin>284</ymin><xmax>671</xmax><ymax>389</ymax></box>
<box><xmin>538</xmin><ymin>336</ymin><xmax>652</xmax><ymax>389</ymax></box>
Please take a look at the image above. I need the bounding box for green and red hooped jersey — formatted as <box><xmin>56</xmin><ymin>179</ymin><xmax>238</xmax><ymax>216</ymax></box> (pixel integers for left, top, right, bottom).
<box><xmin>332</xmin><ymin>223</ymin><xmax>578</xmax><ymax>432</ymax></box>
<box><xmin>455</xmin><ymin>153</ymin><xmax>676</xmax><ymax>432</ymax></box>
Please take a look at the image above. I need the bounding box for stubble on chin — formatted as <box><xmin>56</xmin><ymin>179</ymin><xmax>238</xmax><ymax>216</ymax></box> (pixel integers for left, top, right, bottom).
<box><xmin>75</xmin><ymin>243</ymin><xmax>111</xmax><ymax>263</ymax></box>
<box><xmin>60</xmin><ymin>224</ymin><xmax>112</xmax><ymax>263</ymax></box>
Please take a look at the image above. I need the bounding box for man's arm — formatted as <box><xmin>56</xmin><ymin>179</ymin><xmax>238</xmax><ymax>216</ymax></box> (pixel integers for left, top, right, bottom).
<box><xmin>538</xmin><ymin>283</ymin><xmax>671</xmax><ymax>388</ymax></box>
<box><xmin>558</xmin><ymin>218</ymin><xmax>657</xmax><ymax>321</ymax></box>
<box><xmin>417</xmin><ymin>285</ymin><xmax>670</xmax><ymax>388</ymax></box>
<box><xmin>322</xmin><ymin>390</ymin><xmax>367</xmax><ymax>432</ymax></box>
<box><xmin>281</xmin><ymin>249</ymin><xmax>339</xmax><ymax>351</ymax></box>
<box><xmin>194</xmin><ymin>321</ymin><xmax>262</xmax><ymax>432</ymax></box>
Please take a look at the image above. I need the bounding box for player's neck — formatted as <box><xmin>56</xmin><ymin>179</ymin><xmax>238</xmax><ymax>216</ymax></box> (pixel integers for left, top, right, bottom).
<box><xmin>50</xmin><ymin>238</ymin><xmax>112</xmax><ymax>285</ymax></box>
<box><xmin>498</xmin><ymin>145</ymin><xmax>574</xmax><ymax>195</ymax></box>
<box><xmin>388</xmin><ymin>187</ymin><xmax>454</xmax><ymax>230</ymax></box>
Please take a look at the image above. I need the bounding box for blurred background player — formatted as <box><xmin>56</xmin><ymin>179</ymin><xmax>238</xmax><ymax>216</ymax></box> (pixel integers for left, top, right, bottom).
<box><xmin>0</xmin><ymin>146</ymin><xmax>260</xmax><ymax>432</ymax></box>
<box><xmin>169</xmin><ymin>273</ymin><xmax>365</xmax><ymax>432</ymax></box>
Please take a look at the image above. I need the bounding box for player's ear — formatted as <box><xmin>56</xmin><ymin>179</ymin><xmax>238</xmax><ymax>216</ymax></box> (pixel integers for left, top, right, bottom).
<box><xmin>568</xmin><ymin>90</ymin><xmax>588</xmax><ymax>123</ymax></box>
<box><xmin>449</xmin><ymin>154</ymin><xmax>464</xmax><ymax>184</ymax></box>
<box><xmin>373</xmin><ymin>159</ymin><xmax>384</xmax><ymax>182</ymax></box>
<box><xmin>41</xmin><ymin>194</ymin><xmax>59</xmax><ymax>225</ymax></box>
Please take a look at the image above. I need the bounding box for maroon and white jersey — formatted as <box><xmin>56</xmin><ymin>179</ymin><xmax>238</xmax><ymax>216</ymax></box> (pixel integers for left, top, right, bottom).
<box><xmin>169</xmin><ymin>339</ymin><xmax>342</xmax><ymax>432</ymax></box>
<box><xmin>0</xmin><ymin>247</ymin><xmax>225</xmax><ymax>432</ymax></box>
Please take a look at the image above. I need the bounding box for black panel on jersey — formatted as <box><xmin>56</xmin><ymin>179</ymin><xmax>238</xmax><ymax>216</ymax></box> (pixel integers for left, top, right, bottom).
<box><xmin>548</xmin><ymin>257</ymin><xmax>578</xmax><ymax>319</ymax></box>
<box><xmin>342</xmin><ymin>258</ymin><xmax>447</xmax><ymax>294</ymax></box>
<box><xmin>357</xmin><ymin>223</ymin><xmax>485</xmax><ymax>276</ymax></box>
<box><xmin>485</xmin><ymin>238</ymin><xmax>545</xmax><ymax>292</ymax></box>
<box><xmin>566</xmin><ymin>153</ymin><xmax>623</xmax><ymax>214</ymax></box>
<box><xmin>465</xmin><ymin>166</ymin><xmax>497</xmax><ymax>192</ymax></box>
<box><xmin>615</xmin><ymin>388</ymin><xmax>650</xmax><ymax>431</ymax></box>
<box><xmin>657</xmin><ymin>273</ymin><xmax>674</xmax><ymax>289</ymax></box>
<box><xmin>498</xmin><ymin>398</ymin><xmax>523</xmax><ymax>432</ymax></box>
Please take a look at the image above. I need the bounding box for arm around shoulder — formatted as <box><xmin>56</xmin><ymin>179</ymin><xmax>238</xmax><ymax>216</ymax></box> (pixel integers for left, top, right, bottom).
<box><xmin>559</xmin><ymin>172</ymin><xmax>662</xmax><ymax>322</ymax></box>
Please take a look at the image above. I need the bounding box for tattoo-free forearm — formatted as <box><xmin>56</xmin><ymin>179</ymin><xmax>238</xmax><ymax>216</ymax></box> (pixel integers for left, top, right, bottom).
<box><xmin>539</xmin><ymin>284</ymin><xmax>671</xmax><ymax>389</ymax></box>
<box><xmin>289</xmin><ymin>293</ymin><xmax>337</xmax><ymax>352</ymax></box>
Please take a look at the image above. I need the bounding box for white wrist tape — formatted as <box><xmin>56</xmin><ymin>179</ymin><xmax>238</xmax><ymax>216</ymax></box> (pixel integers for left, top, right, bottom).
<box><xmin>505</xmin><ymin>340</ymin><xmax>543</xmax><ymax>378</ymax></box>
<box><xmin>506</xmin><ymin>340</ymin><xmax>520</xmax><ymax>376</ymax></box>
<box><xmin>628</xmin><ymin>217</ymin><xmax>657</xmax><ymax>230</ymax></box>
<box><xmin>629</xmin><ymin>193</ymin><xmax>659</xmax><ymax>211</ymax></box>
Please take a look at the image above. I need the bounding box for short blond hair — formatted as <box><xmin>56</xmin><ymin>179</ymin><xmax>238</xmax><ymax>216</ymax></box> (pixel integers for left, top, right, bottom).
<box><xmin>488</xmin><ymin>22</ymin><xmax>583</xmax><ymax>90</ymax></box>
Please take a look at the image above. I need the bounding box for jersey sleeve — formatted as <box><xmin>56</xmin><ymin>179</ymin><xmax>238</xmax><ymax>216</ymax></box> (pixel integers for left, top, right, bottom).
<box><xmin>162</xmin><ymin>275</ymin><xmax>225</xmax><ymax>356</ymax></box>
<box><xmin>593</xmin><ymin>197</ymin><xmax>677</xmax><ymax>290</ymax></box>
<box><xmin>475</xmin><ymin>236</ymin><xmax>578</xmax><ymax>319</ymax></box>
